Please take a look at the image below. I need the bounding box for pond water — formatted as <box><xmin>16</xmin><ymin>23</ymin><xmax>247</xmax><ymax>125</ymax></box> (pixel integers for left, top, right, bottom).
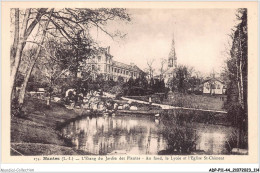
<box><xmin>61</xmin><ymin>114</ymin><xmax>236</xmax><ymax>155</ymax></box>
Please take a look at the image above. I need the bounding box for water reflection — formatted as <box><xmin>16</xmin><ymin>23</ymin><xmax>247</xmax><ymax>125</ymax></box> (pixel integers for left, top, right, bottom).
<box><xmin>61</xmin><ymin>114</ymin><xmax>235</xmax><ymax>155</ymax></box>
<box><xmin>62</xmin><ymin>115</ymin><xmax>167</xmax><ymax>155</ymax></box>
<box><xmin>195</xmin><ymin>124</ymin><xmax>234</xmax><ymax>154</ymax></box>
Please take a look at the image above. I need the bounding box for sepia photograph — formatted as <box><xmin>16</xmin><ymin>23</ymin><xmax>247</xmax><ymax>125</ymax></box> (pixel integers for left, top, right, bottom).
<box><xmin>8</xmin><ymin>7</ymin><xmax>250</xmax><ymax>157</ymax></box>
<box><xmin>1</xmin><ymin>2</ymin><xmax>258</xmax><ymax>168</ymax></box>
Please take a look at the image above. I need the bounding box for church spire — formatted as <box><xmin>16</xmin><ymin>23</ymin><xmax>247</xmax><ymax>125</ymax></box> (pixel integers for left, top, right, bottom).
<box><xmin>168</xmin><ymin>33</ymin><xmax>177</xmax><ymax>68</ymax></box>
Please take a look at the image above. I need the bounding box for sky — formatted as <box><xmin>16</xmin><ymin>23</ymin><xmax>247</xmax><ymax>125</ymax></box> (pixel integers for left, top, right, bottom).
<box><xmin>91</xmin><ymin>9</ymin><xmax>238</xmax><ymax>76</ymax></box>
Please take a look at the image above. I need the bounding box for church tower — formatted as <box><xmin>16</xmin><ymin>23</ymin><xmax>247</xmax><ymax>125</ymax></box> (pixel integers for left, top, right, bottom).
<box><xmin>165</xmin><ymin>34</ymin><xmax>178</xmax><ymax>90</ymax></box>
<box><xmin>168</xmin><ymin>34</ymin><xmax>177</xmax><ymax>68</ymax></box>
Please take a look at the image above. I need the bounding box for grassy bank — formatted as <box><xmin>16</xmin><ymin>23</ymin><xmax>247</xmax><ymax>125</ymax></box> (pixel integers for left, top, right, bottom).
<box><xmin>11</xmin><ymin>98</ymin><xmax>90</xmax><ymax>156</ymax></box>
<box><xmin>126</xmin><ymin>92</ymin><xmax>226</xmax><ymax>111</ymax></box>
<box><xmin>164</xmin><ymin>93</ymin><xmax>226</xmax><ymax>111</ymax></box>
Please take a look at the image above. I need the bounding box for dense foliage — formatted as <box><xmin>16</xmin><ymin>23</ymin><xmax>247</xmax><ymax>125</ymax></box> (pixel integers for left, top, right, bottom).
<box><xmin>225</xmin><ymin>9</ymin><xmax>248</xmax><ymax>148</ymax></box>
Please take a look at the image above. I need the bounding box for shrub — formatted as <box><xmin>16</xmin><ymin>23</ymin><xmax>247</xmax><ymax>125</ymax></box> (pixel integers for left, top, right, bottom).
<box><xmin>110</xmin><ymin>85</ymin><xmax>123</xmax><ymax>95</ymax></box>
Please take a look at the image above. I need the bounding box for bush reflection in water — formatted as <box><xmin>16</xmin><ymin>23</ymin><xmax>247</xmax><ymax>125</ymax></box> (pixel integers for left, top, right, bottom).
<box><xmin>61</xmin><ymin>114</ymin><xmax>168</xmax><ymax>155</ymax></box>
<box><xmin>160</xmin><ymin>109</ymin><xmax>237</xmax><ymax>155</ymax></box>
<box><xmin>61</xmin><ymin>110</ymin><xmax>237</xmax><ymax>155</ymax></box>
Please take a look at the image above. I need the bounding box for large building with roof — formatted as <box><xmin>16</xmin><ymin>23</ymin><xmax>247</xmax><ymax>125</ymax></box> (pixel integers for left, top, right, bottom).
<box><xmin>82</xmin><ymin>47</ymin><xmax>144</xmax><ymax>82</ymax></box>
<box><xmin>201</xmin><ymin>77</ymin><xmax>227</xmax><ymax>95</ymax></box>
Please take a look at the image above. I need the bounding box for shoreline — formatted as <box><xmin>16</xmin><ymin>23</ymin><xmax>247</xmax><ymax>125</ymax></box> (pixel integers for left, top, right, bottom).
<box><xmin>10</xmin><ymin>96</ymin><xmax>232</xmax><ymax>156</ymax></box>
<box><xmin>11</xmin><ymin>98</ymin><xmax>92</xmax><ymax>156</ymax></box>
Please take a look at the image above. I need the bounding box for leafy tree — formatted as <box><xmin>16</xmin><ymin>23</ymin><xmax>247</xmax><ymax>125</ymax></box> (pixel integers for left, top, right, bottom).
<box><xmin>117</xmin><ymin>76</ymin><xmax>125</xmax><ymax>85</ymax></box>
<box><xmin>104</xmin><ymin>79</ymin><xmax>116</xmax><ymax>92</ymax></box>
<box><xmin>149</xmin><ymin>78</ymin><xmax>154</xmax><ymax>88</ymax></box>
<box><xmin>11</xmin><ymin>8</ymin><xmax>131</xmax><ymax>108</ymax></box>
<box><xmin>159</xmin><ymin>79</ymin><xmax>166</xmax><ymax>93</ymax></box>
<box><xmin>127</xmin><ymin>77</ymin><xmax>135</xmax><ymax>88</ymax></box>
<box><xmin>174</xmin><ymin>65</ymin><xmax>189</xmax><ymax>93</ymax></box>
<box><xmin>138</xmin><ymin>73</ymin><xmax>149</xmax><ymax>89</ymax></box>
<box><xmin>225</xmin><ymin>9</ymin><xmax>248</xmax><ymax>148</ymax></box>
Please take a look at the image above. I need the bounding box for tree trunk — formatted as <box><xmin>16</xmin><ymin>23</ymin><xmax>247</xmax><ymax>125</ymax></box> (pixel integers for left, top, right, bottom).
<box><xmin>17</xmin><ymin>10</ymin><xmax>53</xmax><ymax>105</ymax></box>
<box><xmin>236</xmin><ymin>52</ymin><xmax>241</xmax><ymax>106</ymax></box>
<box><xmin>18</xmin><ymin>59</ymin><xmax>37</xmax><ymax>104</ymax></box>
<box><xmin>10</xmin><ymin>9</ymin><xmax>31</xmax><ymax>99</ymax></box>
<box><xmin>236</xmin><ymin>26</ymin><xmax>245</xmax><ymax>149</ymax></box>
<box><xmin>48</xmin><ymin>81</ymin><xmax>53</xmax><ymax>106</ymax></box>
<box><xmin>11</xmin><ymin>8</ymin><xmax>48</xmax><ymax>100</ymax></box>
<box><xmin>11</xmin><ymin>9</ymin><xmax>20</xmax><ymax>64</ymax></box>
<box><xmin>238</xmin><ymin>28</ymin><xmax>244</xmax><ymax>109</ymax></box>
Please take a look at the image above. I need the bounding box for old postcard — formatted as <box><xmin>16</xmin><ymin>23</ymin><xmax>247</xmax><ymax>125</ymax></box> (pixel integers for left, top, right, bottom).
<box><xmin>1</xmin><ymin>1</ymin><xmax>259</xmax><ymax>165</ymax></box>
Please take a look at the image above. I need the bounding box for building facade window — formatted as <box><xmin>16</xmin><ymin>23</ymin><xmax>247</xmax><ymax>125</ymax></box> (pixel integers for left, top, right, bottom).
<box><xmin>87</xmin><ymin>53</ymin><xmax>143</xmax><ymax>83</ymax></box>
